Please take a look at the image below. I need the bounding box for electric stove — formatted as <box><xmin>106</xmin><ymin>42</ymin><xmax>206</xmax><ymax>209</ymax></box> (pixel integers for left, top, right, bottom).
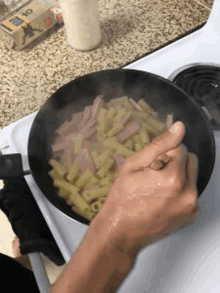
<box><xmin>1</xmin><ymin>1</ymin><xmax>220</xmax><ymax>292</ymax></box>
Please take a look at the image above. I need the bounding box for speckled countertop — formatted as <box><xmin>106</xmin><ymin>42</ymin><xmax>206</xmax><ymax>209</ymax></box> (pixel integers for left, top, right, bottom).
<box><xmin>0</xmin><ymin>0</ymin><xmax>212</xmax><ymax>128</ymax></box>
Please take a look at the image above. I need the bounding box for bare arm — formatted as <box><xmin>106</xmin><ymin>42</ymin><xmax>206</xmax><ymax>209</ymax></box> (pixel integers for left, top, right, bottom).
<box><xmin>49</xmin><ymin>121</ymin><xmax>199</xmax><ymax>293</ymax></box>
<box><xmin>50</xmin><ymin>215</ymin><xmax>135</xmax><ymax>293</ymax></box>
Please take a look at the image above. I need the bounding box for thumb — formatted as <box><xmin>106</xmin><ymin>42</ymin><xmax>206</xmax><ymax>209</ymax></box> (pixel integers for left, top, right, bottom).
<box><xmin>124</xmin><ymin>121</ymin><xmax>186</xmax><ymax>173</ymax></box>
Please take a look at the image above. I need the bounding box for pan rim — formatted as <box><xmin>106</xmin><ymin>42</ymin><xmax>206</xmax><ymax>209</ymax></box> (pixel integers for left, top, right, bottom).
<box><xmin>28</xmin><ymin>68</ymin><xmax>216</xmax><ymax>223</ymax></box>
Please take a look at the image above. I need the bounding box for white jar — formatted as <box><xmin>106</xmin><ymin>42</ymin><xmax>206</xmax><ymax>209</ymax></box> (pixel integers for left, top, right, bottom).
<box><xmin>59</xmin><ymin>0</ymin><xmax>102</xmax><ymax>51</ymax></box>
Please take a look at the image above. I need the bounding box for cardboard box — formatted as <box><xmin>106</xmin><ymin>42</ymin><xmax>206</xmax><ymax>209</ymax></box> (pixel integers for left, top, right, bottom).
<box><xmin>0</xmin><ymin>0</ymin><xmax>63</xmax><ymax>50</ymax></box>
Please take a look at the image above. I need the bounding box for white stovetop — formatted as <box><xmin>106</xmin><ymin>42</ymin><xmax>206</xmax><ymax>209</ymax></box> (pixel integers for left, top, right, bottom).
<box><xmin>1</xmin><ymin>100</ymin><xmax>220</xmax><ymax>293</ymax></box>
<box><xmin>1</xmin><ymin>0</ymin><xmax>220</xmax><ymax>291</ymax></box>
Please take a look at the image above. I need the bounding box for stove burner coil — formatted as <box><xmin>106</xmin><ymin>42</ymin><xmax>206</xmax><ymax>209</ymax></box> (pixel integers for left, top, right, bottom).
<box><xmin>173</xmin><ymin>65</ymin><xmax>220</xmax><ymax>107</ymax></box>
<box><xmin>172</xmin><ymin>65</ymin><xmax>220</xmax><ymax>129</ymax></box>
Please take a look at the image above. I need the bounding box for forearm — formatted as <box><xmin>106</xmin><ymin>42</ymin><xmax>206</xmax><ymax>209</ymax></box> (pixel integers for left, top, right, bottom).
<box><xmin>50</xmin><ymin>216</ymin><xmax>135</xmax><ymax>293</ymax></box>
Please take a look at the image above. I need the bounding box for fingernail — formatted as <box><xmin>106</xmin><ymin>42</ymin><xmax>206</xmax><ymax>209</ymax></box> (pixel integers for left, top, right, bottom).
<box><xmin>169</xmin><ymin>122</ymin><xmax>179</xmax><ymax>134</ymax></box>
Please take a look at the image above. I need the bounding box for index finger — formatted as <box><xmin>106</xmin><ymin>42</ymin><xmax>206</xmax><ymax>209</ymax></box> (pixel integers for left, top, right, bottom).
<box><xmin>122</xmin><ymin>121</ymin><xmax>186</xmax><ymax>173</ymax></box>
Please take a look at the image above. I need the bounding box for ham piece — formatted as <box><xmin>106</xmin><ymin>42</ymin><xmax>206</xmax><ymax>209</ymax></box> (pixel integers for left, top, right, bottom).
<box><xmin>76</xmin><ymin>148</ymin><xmax>95</xmax><ymax>173</ymax></box>
<box><xmin>55</xmin><ymin>120</ymin><xmax>69</xmax><ymax>134</ymax></box>
<box><xmin>91</xmin><ymin>95</ymin><xmax>104</xmax><ymax>118</ymax></box>
<box><xmin>56</xmin><ymin>112</ymin><xmax>83</xmax><ymax>137</ymax></box>
<box><xmin>63</xmin><ymin>140</ymin><xmax>94</xmax><ymax>169</ymax></box>
<box><xmin>52</xmin><ymin>140</ymin><xmax>69</xmax><ymax>152</ymax></box>
<box><xmin>78</xmin><ymin>105</ymin><xmax>92</xmax><ymax>131</ymax></box>
<box><xmin>82</xmin><ymin>141</ymin><xmax>93</xmax><ymax>153</ymax></box>
<box><xmin>80</xmin><ymin>118</ymin><xmax>97</xmax><ymax>138</ymax></box>
<box><xmin>63</xmin><ymin>132</ymin><xmax>77</xmax><ymax>142</ymax></box>
<box><xmin>117</xmin><ymin>121</ymin><xmax>140</xmax><ymax>142</ymax></box>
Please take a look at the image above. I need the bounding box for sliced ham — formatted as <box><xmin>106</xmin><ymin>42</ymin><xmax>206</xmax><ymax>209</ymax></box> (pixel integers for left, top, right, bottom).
<box><xmin>55</xmin><ymin>120</ymin><xmax>70</xmax><ymax>134</ymax></box>
<box><xmin>80</xmin><ymin>118</ymin><xmax>96</xmax><ymax>138</ymax></box>
<box><xmin>58</xmin><ymin>112</ymin><xmax>83</xmax><ymax>137</ymax></box>
<box><xmin>91</xmin><ymin>95</ymin><xmax>104</xmax><ymax>118</ymax></box>
<box><xmin>84</xmin><ymin>127</ymin><xmax>96</xmax><ymax>139</ymax></box>
<box><xmin>76</xmin><ymin>148</ymin><xmax>95</xmax><ymax>173</ymax></box>
<box><xmin>117</xmin><ymin>121</ymin><xmax>140</xmax><ymax>142</ymax></box>
<box><xmin>63</xmin><ymin>132</ymin><xmax>77</xmax><ymax>141</ymax></box>
<box><xmin>52</xmin><ymin>141</ymin><xmax>69</xmax><ymax>152</ymax></box>
<box><xmin>65</xmin><ymin>141</ymin><xmax>93</xmax><ymax>168</ymax></box>
<box><xmin>82</xmin><ymin>141</ymin><xmax>93</xmax><ymax>152</ymax></box>
<box><xmin>78</xmin><ymin>105</ymin><xmax>92</xmax><ymax>131</ymax></box>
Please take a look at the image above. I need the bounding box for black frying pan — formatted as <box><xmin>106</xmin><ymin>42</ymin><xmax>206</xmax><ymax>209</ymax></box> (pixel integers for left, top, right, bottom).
<box><xmin>3</xmin><ymin>69</ymin><xmax>216</xmax><ymax>225</ymax></box>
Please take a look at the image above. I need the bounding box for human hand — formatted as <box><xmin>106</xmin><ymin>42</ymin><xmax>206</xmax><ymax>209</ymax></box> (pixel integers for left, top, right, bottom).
<box><xmin>92</xmin><ymin>121</ymin><xmax>199</xmax><ymax>254</ymax></box>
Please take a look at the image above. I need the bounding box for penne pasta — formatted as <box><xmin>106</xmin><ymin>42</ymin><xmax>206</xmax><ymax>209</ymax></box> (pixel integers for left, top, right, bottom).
<box><xmin>50</xmin><ymin>95</ymin><xmax>171</xmax><ymax>221</ymax></box>
<box><xmin>82</xmin><ymin>189</ymin><xmax>98</xmax><ymax>203</ymax></box>
<box><xmin>91</xmin><ymin>201</ymin><xmax>103</xmax><ymax>213</ymax></box>
<box><xmin>75</xmin><ymin>170</ymin><xmax>93</xmax><ymax>188</ymax></box>
<box><xmin>84</xmin><ymin>175</ymin><xmax>99</xmax><ymax>189</ymax></box>
<box><xmin>131</xmin><ymin>111</ymin><xmax>150</xmax><ymax>121</ymax></box>
<box><xmin>107</xmin><ymin>107</ymin><xmax>116</xmax><ymax>120</ymax></box>
<box><xmin>83</xmin><ymin>207</ymin><xmax>97</xmax><ymax>220</ymax></box>
<box><xmin>144</xmin><ymin>121</ymin><xmax>161</xmax><ymax>136</ymax></box>
<box><xmin>134</xmin><ymin>142</ymin><xmax>142</xmax><ymax>152</ymax></box>
<box><xmin>116</xmin><ymin>144</ymin><xmax>134</xmax><ymax>157</ymax></box>
<box><xmin>68</xmin><ymin>191</ymin><xmax>91</xmax><ymax>212</ymax></box>
<box><xmin>97</xmin><ymin>159</ymin><xmax>114</xmax><ymax>178</ymax></box>
<box><xmin>114</xmin><ymin>108</ymin><xmax>127</xmax><ymax>122</ymax></box>
<box><xmin>113</xmin><ymin>96</ymin><xmax>129</xmax><ymax>105</ymax></box>
<box><xmin>54</xmin><ymin>179</ymin><xmax>79</xmax><ymax>194</ymax></box>
<box><xmin>103</xmin><ymin>138</ymin><xmax>133</xmax><ymax>156</ymax></box>
<box><xmin>67</xmin><ymin>160</ymin><xmax>79</xmax><ymax>182</ymax></box>
<box><xmin>89</xmin><ymin>186</ymin><xmax>110</xmax><ymax>198</ymax></box>
<box><xmin>97</xmin><ymin>150</ymin><xmax>112</xmax><ymax>168</ymax></box>
<box><xmin>49</xmin><ymin>159</ymin><xmax>66</xmax><ymax>177</ymax></box>
<box><xmin>107</xmin><ymin>123</ymin><xmax>123</xmax><ymax>138</ymax></box>
<box><xmin>139</xmin><ymin>126</ymin><xmax>150</xmax><ymax>144</ymax></box>
<box><xmin>99</xmin><ymin>176</ymin><xmax>113</xmax><ymax>186</ymax></box>
<box><xmin>96</xmin><ymin>131</ymin><xmax>107</xmax><ymax>142</ymax></box>
<box><xmin>133</xmin><ymin>134</ymin><xmax>142</xmax><ymax>144</ymax></box>
<box><xmin>97</xmin><ymin>108</ymin><xmax>108</xmax><ymax>132</ymax></box>
<box><xmin>49</xmin><ymin>169</ymin><xmax>63</xmax><ymax>181</ymax></box>
<box><xmin>124</xmin><ymin>138</ymin><xmax>134</xmax><ymax>150</ymax></box>
<box><xmin>91</xmin><ymin>150</ymin><xmax>100</xmax><ymax>169</ymax></box>
<box><xmin>146</xmin><ymin>114</ymin><xmax>166</xmax><ymax>132</ymax></box>
<box><xmin>138</xmin><ymin>99</ymin><xmax>153</xmax><ymax>113</ymax></box>
<box><xmin>74</xmin><ymin>133</ymin><xmax>84</xmax><ymax>155</ymax></box>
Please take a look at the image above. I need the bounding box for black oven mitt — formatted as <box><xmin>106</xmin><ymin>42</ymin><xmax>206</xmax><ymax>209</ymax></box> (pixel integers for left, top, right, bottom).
<box><xmin>0</xmin><ymin>176</ymin><xmax>65</xmax><ymax>266</ymax></box>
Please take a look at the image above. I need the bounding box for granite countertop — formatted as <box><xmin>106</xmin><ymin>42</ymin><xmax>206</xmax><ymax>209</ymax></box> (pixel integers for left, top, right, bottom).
<box><xmin>0</xmin><ymin>0</ymin><xmax>212</xmax><ymax>128</ymax></box>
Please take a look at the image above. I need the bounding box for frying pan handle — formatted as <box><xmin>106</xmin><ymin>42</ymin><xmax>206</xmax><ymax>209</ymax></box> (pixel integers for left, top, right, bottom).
<box><xmin>0</xmin><ymin>153</ymin><xmax>31</xmax><ymax>179</ymax></box>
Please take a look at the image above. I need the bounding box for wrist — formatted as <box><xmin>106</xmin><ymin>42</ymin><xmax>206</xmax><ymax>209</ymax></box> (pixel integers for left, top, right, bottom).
<box><xmin>91</xmin><ymin>203</ymin><xmax>137</xmax><ymax>262</ymax></box>
<box><xmin>52</xmin><ymin>208</ymin><xmax>135</xmax><ymax>293</ymax></box>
